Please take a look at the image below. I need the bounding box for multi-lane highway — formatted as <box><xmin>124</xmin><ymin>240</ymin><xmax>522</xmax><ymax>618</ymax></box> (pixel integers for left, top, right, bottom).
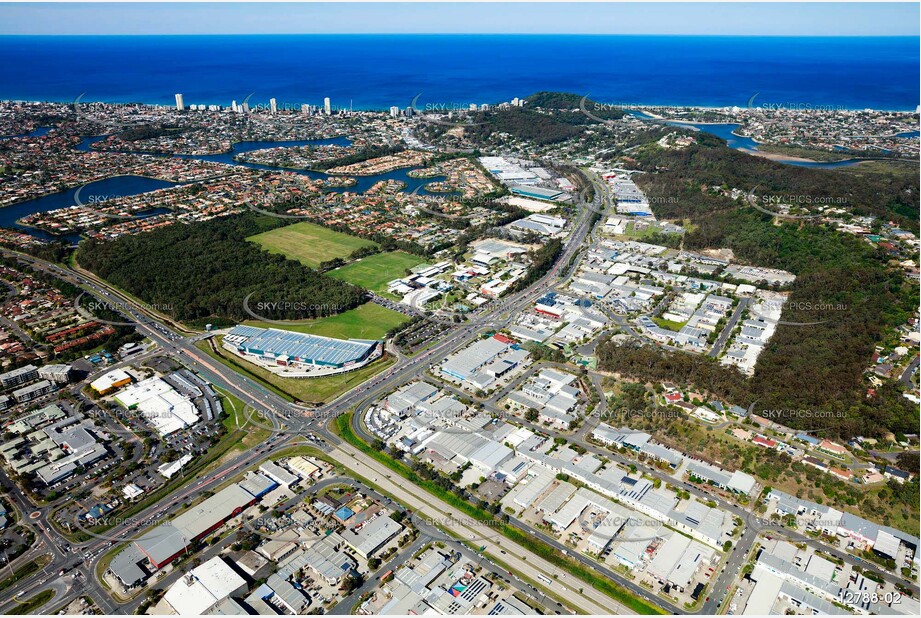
<box><xmin>0</xmin><ymin>174</ymin><xmax>614</xmax><ymax>613</ymax></box>
<box><xmin>3</xmin><ymin>162</ymin><xmax>915</xmax><ymax>617</ymax></box>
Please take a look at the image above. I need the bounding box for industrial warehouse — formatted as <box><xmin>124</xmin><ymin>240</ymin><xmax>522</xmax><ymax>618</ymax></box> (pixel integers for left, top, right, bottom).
<box><xmin>114</xmin><ymin>377</ymin><xmax>201</xmax><ymax>437</ymax></box>
<box><xmin>222</xmin><ymin>325</ymin><xmax>381</xmax><ymax>377</ymax></box>
<box><xmin>108</xmin><ymin>471</ymin><xmax>279</xmax><ymax>587</ymax></box>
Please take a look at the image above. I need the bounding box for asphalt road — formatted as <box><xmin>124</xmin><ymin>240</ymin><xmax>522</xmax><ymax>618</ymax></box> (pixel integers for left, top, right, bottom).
<box><xmin>709</xmin><ymin>298</ymin><xmax>750</xmax><ymax>358</ymax></box>
<box><xmin>322</xmin><ymin>440</ymin><xmax>626</xmax><ymax>615</ymax></box>
<box><xmin>4</xmin><ymin>164</ymin><xmax>917</xmax><ymax>616</ymax></box>
<box><xmin>0</xmin><ymin>182</ymin><xmax>603</xmax><ymax>611</ymax></box>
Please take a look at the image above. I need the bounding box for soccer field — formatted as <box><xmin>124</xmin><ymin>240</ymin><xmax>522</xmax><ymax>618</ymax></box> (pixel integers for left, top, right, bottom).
<box><xmin>328</xmin><ymin>251</ymin><xmax>429</xmax><ymax>293</ymax></box>
<box><xmin>247</xmin><ymin>221</ymin><xmax>377</xmax><ymax>268</ymax></box>
<box><xmin>244</xmin><ymin>302</ymin><xmax>410</xmax><ymax>340</ymax></box>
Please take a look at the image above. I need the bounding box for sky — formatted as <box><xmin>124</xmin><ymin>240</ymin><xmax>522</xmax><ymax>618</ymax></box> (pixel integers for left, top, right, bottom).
<box><xmin>0</xmin><ymin>2</ymin><xmax>918</xmax><ymax>36</ymax></box>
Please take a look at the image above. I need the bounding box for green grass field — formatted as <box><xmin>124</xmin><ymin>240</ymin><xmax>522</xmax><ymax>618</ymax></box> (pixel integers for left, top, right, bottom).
<box><xmin>329</xmin><ymin>251</ymin><xmax>429</xmax><ymax>294</ymax></box>
<box><xmin>215</xmin><ymin>386</ymin><xmax>272</xmax><ymax>452</ymax></box>
<box><xmin>247</xmin><ymin>221</ymin><xmax>377</xmax><ymax>268</ymax></box>
<box><xmin>622</xmin><ymin>222</ymin><xmax>660</xmax><ymax>239</ymax></box>
<box><xmin>652</xmin><ymin>316</ymin><xmax>686</xmax><ymax>331</ymax></box>
<box><xmin>245</xmin><ymin>302</ymin><xmax>409</xmax><ymax>340</ymax></box>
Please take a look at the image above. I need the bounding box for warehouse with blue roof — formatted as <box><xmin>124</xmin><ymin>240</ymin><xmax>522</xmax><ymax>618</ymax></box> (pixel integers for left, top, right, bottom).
<box><xmin>224</xmin><ymin>325</ymin><xmax>379</xmax><ymax>370</ymax></box>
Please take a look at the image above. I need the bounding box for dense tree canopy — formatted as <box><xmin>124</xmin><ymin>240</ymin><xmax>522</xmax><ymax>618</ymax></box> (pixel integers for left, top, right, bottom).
<box><xmin>76</xmin><ymin>213</ymin><xmax>366</xmax><ymax>325</ymax></box>
<box><xmin>597</xmin><ymin>139</ymin><xmax>918</xmax><ymax>439</ymax></box>
<box><xmin>632</xmin><ymin>135</ymin><xmax>918</xmax><ymax>230</ymax></box>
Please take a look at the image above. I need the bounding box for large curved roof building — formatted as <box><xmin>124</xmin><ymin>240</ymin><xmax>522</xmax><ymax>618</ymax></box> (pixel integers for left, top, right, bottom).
<box><xmin>225</xmin><ymin>325</ymin><xmax>378</xmax><ymax>368</ymax></box>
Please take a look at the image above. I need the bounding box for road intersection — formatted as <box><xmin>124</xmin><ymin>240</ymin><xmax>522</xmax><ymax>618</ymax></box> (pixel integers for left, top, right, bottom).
<box><xmin>1</xmin><ymin>167</ymin><xmax>916</xmax><ymax>617</ymax></box>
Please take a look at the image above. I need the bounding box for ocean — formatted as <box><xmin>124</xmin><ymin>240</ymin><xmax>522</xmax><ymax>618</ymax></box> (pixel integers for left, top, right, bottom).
<box><xmin>0</xmin><ymin>34</ymin><xmax>917</xmax><ymax>110</ymax></box>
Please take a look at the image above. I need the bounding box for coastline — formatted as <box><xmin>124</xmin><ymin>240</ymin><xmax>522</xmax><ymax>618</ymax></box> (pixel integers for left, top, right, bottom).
<box><xmin>2</xmin><ymin>96</ymin><xmax>919</xmax><ymax>115</ymax></box>
<box><xmin>630</xmin><ymin>113</ymin><xmax>915</xmax><ymax>166</ymax></box>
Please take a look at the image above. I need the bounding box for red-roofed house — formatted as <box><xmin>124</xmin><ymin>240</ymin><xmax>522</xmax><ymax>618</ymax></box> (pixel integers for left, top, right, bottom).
<box><xmin>830</xmin><ymin>467</ymin><xmax>853</xmax><ymax>482</ymax></box>
<box><xmin>818</xmin><ymin>439</ymin><xmax>848</xmax><ymax>457</ymax></box>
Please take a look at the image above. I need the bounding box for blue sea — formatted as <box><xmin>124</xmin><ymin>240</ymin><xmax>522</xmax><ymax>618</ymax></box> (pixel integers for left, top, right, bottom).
<box><xmin>0</xmin><ymin>34</ymin><xmax>918</xmax><ymax>110</ymax></box>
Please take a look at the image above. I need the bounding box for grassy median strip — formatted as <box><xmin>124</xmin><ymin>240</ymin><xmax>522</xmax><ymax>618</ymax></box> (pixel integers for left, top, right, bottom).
<box><xmin>215</xmin><ymin>386</ymin><xmax>272</xmax><ymax>453</ymax></box>
<box><xmin>8</xmin><ymin>589</ymin><xmax>56</xmax><ymax>615</ymax></box>
<box><xmin>334</xmin><ymin>413</ymin><xmax>664</xmax><ymax>615</ymax></box>
<box><xmin>0</xmin><ymin>554</ymin><xmax>52</xmax><ymax>595</ymax></box>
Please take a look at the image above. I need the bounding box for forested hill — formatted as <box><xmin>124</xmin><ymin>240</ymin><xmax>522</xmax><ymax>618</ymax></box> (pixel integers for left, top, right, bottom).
<box><xmin>460</xmin><ymin>92</ymin><xmax>626</xmax><ymax>146</ymax></box>
<box><xmin>597</xmin><ymin>138</ymin><xmax>918</xmax><ymax>440</ymax></box>
<box><xmin>76</xmin><ymin>213</ymin><xmax>366</xmax><ymax>327</ymax></box>
<box><xmin>629</xmin><ymin>132</ymin><xmax>919</xmax><ymax>230</ymax></box>
<box><xmin>524</xmin><ymin>91</ymin><xmax>627</xmax><ymax>118</ymax></box>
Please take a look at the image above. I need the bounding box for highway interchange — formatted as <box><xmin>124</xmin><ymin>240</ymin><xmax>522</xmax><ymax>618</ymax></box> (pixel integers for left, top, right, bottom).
<box><xmin>0</xmin><ymin>171</ymin><xmax>917</xmax><ymax>616</ymax></box>
<box><xmin>0</xmin><ymin>177</ymin><xmax>605</xmax><ymax>614</ymax></box>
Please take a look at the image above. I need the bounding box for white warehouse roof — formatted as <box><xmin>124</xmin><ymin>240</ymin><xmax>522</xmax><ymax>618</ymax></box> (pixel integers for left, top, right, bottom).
<box><xmin>164</xmin><ymin>557</ymin><xmax>246</xmax><ymax>615</ymax></box>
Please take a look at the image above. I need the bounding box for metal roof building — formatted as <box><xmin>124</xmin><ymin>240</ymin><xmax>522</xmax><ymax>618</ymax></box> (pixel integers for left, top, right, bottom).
<box><xmin>873</xmin><ymin>529</ymin><xmax>901</xmax><ymax>559</ymax></box>
<box><xmin>6</xmin><ymin>403</ymin><xmax>66</xmax><ymax>435</ymax></box>
<box><xmin>205</xmin><ymin>597</ymin><xmax>249</xmax><ymax>615</ymax></box>
<box><xmin>259</xmin><ymin>460</ymin><xmax>300</xmax><ymax>487</ymax></box>
<box><xmin>237</xmin><ymin>471</ymin><xmax>277</xmax><ymax>498</ymax></box>
<box><xmin>511</xmin><ymin>470</ymin><xmax>555</xmax><ymax>508</ymax></box>
<box><xmin>115</xmin><ymin>377</ymin><xmax>200</xmax><ymax>436</ymax></box>
<box><xmin>743</xmin><ymin>565</ymin><xmax>785</xmax><ymax>615</ymax></box>
<box><xmin>164</xmin><ymin>556</ymin><xmax>247</xmax><ymax>615</ymax></box>
<box><xmin>35</xmin><ymin>420</ymin><xmax>108</xmax><ymax>485</ymax></box>
<box><xmin>173</xmin><ymin>484</ymin><xmax>256</xmax><ymax>539</ymax></box>
<box><xmin>509</xmin><ymin>184</ymin><xmax>565</xmax><ymax>200</ymax></box>
<box><xmin>768</xmin><ymin>489</ymin><xmax>920</xmax><ymax>560</ymax></box>
<box><xmin>386</xmin><ymin>381</ymin><xmax>439</xmax><ymax>415</ymax></box>
<box><xmin>343</xmin><ymin>514</ymin><xmax>402</xmax><ymax>558</ymax></box>
<box><xmin>423</xmin><ymin>431</ymin><xmax>487</xmax><ymax>463</ymax></box>
<box><xmin>109</xmin><ymin>543</ymin><xmax>148</xmax><ymax>587</ymax></box>
<box><xmin>667</xmin><ymin>501</ymin><xmax>727</xmax><ymax>548</ymax></box>
<box><xmin>441</xmin><ymin>336</ymin><xmax>509</xmax><ymax>381</ymax></box>
<box><xmin>469</xmin><ymin>440</ymin><xmax>513</xmax><ymax>473</ymax></box>
<box><xmin>536</xmin><ymin>482</ymin><xmax>578</xmax><ymax>514</ymax></box>
<box><xmin>727</xmin><ymin>470</ymin><xmax>757</xmax><ymax>496</ymax></box>
<box><xmin>226</xmin><ymin>325</ymin><xmax>377</xmax><ymax>368</ymax></box>
<box><xmin>688</xmin><ymin>461</ymin><xmax>756</xmax><ymax>496</ymax></box>
<box><xmin>612</xmin><ymin>519</ymin><xmax>664</xmax><ymax>568</ymax></box>
<box><xmin>89</xmin><ymin>368</ymin><xmax>132</xmax><ymax>394</ymax></box>
<box><xmin>296</xmin><ymin>533</ymin><xmax>356</xmax><ymax>583</ymax></box>
<box><xmin>133</xmin><ymin>522</ymin><xmax>190</xmax><ymax>571</ymax></box>
<box><xmin>647</xmin><ymin>534</ymin><xmax>693</xmax><ymax>583</ymax></box>
<box><xmin>265</xmin><ymin>573</ymin><xmax>310</xmax><ymax>613</ymax></box>
<box><xmin>133</xmin><ymin>484</ymin><xmax>259</xmax><ymax>568</ymax></box>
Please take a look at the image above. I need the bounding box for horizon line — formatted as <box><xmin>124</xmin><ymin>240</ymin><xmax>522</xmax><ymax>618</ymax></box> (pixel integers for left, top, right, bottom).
<box><xmin>5</xmin><ymin>96</ymin><xmax>917</xmax><ymax>114</ymax></box>
<box><xmin>1</xmin><ymin>32</ymin><xmax>919</xmax><ymax>38</ymax></box>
